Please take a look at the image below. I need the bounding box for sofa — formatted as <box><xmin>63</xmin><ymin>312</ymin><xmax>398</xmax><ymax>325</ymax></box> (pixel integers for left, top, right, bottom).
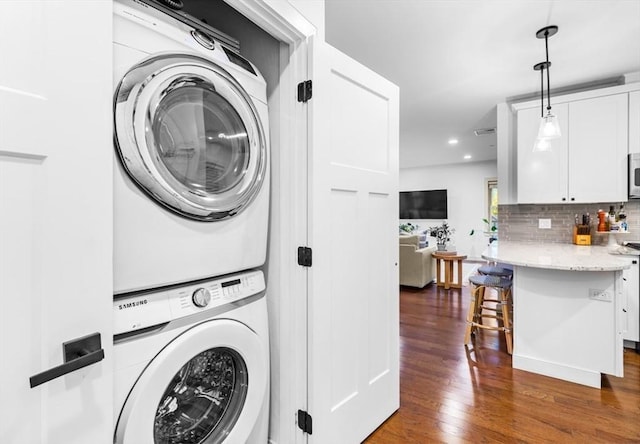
<box><xmin>399</xmin><ymin>235</ymin><xmax>437</xmax><ymax>288</ymax></box>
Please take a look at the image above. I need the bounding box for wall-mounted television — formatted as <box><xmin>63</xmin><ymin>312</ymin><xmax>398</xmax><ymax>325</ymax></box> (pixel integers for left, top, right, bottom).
<box><xmin>399</xmin><ymin>189</ymin><xmax>448</xmax><ymax>219</ymax></box>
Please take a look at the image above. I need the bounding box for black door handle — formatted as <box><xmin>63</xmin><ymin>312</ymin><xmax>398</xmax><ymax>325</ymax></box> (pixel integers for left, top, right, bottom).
<box><xmin>29</xmin><ymin>332</ymin><xmax>104</xmax><ymax>388</ymax></box>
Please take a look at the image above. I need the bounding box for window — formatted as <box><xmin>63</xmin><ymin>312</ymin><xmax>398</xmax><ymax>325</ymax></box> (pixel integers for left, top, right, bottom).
<box><xmin>487</xmin><ymin>179</ymin><xmax>498</xmax><ymax>242</ymax></box>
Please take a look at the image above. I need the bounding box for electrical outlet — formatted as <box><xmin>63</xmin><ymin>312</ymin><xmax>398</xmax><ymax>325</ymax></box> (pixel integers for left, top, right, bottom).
<box><xmin>538</xmin><ymin>218</ymin><xmax>552</xmax><ymax>229</ymax></box>
<box><xmin>589</xmin><ymin>288</ymin><xmax>612</xmax><ymax>302</ymax></box>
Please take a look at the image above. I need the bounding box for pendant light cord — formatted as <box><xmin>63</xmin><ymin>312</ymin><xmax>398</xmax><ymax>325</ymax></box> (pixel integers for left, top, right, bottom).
<box><xmin>540</xmin><ymin>65</ymin><xmax>544</xmax><ymax>117</ymax></box>
<box><xmin>545</xmin><ymin>30</ymin><xmax>551</xmax><ymax>112</ymax></box>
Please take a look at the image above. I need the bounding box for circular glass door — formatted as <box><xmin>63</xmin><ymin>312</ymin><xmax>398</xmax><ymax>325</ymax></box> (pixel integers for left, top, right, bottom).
<box><xmin>114</xmin><ymin>54</ymin><xmax>267</xmax><ymax>221</ymax></box>
<box><xmin>115</xmin><ymin>319</ymin><xmax>268</xmax><ymax>444</ymax></box>
<box><xmin>154</xmin><ymin>347</ymin><xmax>247</xmax><ymax>444</ymax></box>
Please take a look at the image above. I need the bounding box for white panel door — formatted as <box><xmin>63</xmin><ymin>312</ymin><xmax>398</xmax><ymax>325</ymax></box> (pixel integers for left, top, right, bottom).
<box><xmin>0</xmin><ymin>2</ymin><xmax>113</xmax><ymax>443</ymax></box>
<box><xmin>308</xmin><ymin>38</ymin><xmax>399</xmax><ymax>444</ymax></box>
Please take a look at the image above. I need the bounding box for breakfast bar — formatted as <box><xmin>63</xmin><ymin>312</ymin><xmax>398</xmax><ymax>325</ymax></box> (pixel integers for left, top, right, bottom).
<box><xmin>482</xmin><ymin>241</ymin><xmax>629</xmax><ymax>388</ymax></box>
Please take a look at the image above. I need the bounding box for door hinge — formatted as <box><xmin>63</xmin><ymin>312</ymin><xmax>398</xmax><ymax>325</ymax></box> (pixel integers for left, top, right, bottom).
<box><xmin>297</xmin><ymin>409</ymin><xmax>313</xmax><ymax>434</ymax></box>
<box><xmin>297</xmin><ymin>80</ymin><xmax>312</xmax><ymax>102</ymax></box>
<box><xmin>297</xmin><ymin>246</ymin><xmax>312</xmax><ymax>267</ymax></box>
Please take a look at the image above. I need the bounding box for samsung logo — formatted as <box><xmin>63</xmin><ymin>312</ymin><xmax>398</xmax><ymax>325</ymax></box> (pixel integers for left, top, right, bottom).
<box><xmin>118</xmin><ymin>299</ymin><xmax>148</xmax><ymax>310</ymax></box>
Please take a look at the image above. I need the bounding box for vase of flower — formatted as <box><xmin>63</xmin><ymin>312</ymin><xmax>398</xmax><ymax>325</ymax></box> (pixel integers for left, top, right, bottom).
<box><xmin>429</xmin><ymin>221</ymin><xmax>455</xmax><ymax>252</ymax></box>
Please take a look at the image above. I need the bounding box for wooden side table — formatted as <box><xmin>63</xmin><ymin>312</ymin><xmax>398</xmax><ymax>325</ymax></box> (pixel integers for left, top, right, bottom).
<box><xmin>432</xmin><ymin>251</ymin><xmax>467</xmax><ymax>290</ymax></box>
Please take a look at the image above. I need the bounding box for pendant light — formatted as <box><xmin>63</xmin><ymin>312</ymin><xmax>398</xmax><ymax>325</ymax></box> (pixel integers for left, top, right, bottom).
<box><xmin>533</xmin><ymin>25</ymin><xmax>560</xmax><ymax>152</ymax></box>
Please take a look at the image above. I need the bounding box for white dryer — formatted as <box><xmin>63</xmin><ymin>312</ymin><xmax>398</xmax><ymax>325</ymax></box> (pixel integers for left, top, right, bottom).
<box><xmin>113</xmin><ymin>269</ymin><xmax>269</xmax><ymax>443</ymax></box>
<box><xmin>113</xmin><ymin>0</ymin><xmax>270</xmax><ymax>294</ymax></box>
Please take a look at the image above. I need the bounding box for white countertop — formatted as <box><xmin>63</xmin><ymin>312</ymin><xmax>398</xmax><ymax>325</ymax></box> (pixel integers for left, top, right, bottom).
<box><xmin>482</xmin><ymin>241</ymin><xmax>630</xmax><ymax>271</ymax></box>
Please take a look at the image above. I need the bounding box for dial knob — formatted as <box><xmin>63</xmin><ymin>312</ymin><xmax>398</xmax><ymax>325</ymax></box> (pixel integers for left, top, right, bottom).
<box><xmin>191</xmin><ymin>29</ymin><xmax>215</xmax><ymax>50</ymax></box>
<box><xmin>192</xmin><ymin>288</ymin><xmax>211</xmax><ymax>308</ymax></box>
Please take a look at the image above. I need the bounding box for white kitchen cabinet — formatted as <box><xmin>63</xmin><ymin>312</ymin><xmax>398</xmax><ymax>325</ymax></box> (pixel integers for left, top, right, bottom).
<box><xmin>517</xmin><ymin>93</ymin><xmax>629</xmax><ymax>204</ymax></box>
<box><xmin>630</xmin><ymin>90</ymin><xmax>640</xmax><ymax>155</ymax></box>
<box><xmin>517</xmin><ymin>103</ymin><xmax>569</xmax><ymax>203</ymax></box>
<box><xmin>568</xmin><ymin>94</ymin><xmax>628</xmax><ymax>202</ymax></box>
<box><xmin>497</xmin><ymin>102</ymin><xmax>517</xmax><ymax>204</ymax></box>
<box><xmin>622</xmin><ymin>257</ymin><xmax>640</xmax><ymax>343</ymax></box>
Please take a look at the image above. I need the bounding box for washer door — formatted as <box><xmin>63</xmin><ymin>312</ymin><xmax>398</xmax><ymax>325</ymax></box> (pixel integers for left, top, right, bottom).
<box><xmin>114</xmin><ymin>54</ymin><xmax>267</xmax><ymax>221</ymax></box>
<box><xmin>115</xmin><ymin>319</ymin><xmax>268</xmax><ymax>444</ymax></box>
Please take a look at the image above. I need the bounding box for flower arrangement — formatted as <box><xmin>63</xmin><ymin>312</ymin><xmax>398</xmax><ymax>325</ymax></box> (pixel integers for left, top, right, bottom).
<box><xmin>428</xmin><ymin>221</ymin><xmax>455</xmax><ymax>249</ymax></box>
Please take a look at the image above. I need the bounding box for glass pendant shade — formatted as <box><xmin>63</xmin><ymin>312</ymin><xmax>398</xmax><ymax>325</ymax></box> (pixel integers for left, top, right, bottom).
<box><xmin>537</xmin><ymin>112</ymin><xmax>561</xmax><ymax>140</ymax></box>
<box><xmin>533</xmin><ymin>111</ymin><xmax>561</xmax><ymax>152</ymax></box>
<box><xmin>533</xmin><ymin>136</ymin><xmax>552</xmax><ymax>152</ymax></box>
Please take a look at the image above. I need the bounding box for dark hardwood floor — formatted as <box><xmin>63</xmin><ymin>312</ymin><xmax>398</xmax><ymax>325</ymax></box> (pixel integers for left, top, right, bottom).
<box><xmin>364</xmin><ymin>278</ymin><xmax>640</xmax><ymax>443</ymax></box>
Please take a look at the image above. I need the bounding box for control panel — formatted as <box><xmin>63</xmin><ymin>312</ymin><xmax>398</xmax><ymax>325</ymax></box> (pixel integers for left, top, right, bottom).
<box><xmin>113</xmin><ymin>270</ymin><xmax>265</xmax><ymax>335</ymax></box>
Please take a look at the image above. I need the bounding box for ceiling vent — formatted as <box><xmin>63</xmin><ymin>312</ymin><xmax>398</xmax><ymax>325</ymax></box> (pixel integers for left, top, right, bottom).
<box><xmin>474</xmin><ymin>127</ymin><xmax>496</xmax><ymax>136</ymax></box>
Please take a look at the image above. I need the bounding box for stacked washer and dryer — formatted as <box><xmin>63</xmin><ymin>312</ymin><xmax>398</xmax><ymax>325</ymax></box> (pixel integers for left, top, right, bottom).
<box><xmin>112</xmin><ymin>0</ymin><xmax>270</xmax><ymax>442</ymax></box>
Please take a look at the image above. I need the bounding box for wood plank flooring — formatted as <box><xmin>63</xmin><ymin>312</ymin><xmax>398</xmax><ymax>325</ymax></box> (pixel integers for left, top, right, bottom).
<box><xmin>364</xmin><ymin>279</ymin><xmax>640</xmax><ymax>443</ymax></box>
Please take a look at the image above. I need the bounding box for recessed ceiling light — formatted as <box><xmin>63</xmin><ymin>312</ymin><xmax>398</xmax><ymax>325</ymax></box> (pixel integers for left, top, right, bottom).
<box><xmin>464</xmin><ymin>154</ymin><xmax>472</xmax><ymax>160</ymax></box>
<box><xmin>448</xmin><ymin>138</ymin><xmax>458</xmax><ymax>145</ymax></box>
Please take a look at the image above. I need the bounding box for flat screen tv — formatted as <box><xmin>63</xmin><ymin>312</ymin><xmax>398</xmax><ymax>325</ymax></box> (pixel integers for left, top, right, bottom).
<box><xmin>399</xmin><ymin>189</ymin><xmax>448</xmax><ymax>219</ymax></box>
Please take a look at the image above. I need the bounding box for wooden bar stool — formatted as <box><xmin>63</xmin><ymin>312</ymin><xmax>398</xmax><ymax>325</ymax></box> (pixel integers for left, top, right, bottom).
<box><xmin>464</xmin><ymin>274</ymin><xmax>513</xmax><ymax>354</ymax></box>
<box><xmin>477</xmin><ymin>264</ymin><xmax>513</xmax><ymax>279</ymax></box>
<box><xmin>473</xmin><ymin>266</ymin><xmax>512</xmax><ymax>321</ymax></box>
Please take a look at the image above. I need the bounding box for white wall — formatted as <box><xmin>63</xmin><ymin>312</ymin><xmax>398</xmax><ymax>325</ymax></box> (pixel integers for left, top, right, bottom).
<box><xmin>400</xmin><ymin>160</ymin><xmax>497</xmax><ymax>260</ymax></box>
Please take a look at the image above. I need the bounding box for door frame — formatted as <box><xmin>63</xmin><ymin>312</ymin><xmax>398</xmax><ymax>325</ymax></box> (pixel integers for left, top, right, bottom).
<box><xmin>223</xmin><ymin>1</ymin><xmax>313</xmax><ymax>443</ymax></box>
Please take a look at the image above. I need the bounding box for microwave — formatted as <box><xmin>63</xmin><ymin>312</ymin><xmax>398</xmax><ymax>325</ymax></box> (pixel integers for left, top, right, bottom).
<box><xmin>630</xmin><ymin>153</ymin><xmax>640</xmax><ymax>199</ymax></box>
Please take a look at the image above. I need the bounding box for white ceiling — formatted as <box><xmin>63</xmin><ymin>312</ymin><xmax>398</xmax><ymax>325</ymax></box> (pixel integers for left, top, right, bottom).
<box><xmin>324</xmin><ymin>0</ymin><xmax>640</xmax><ymax>169</ymax></box>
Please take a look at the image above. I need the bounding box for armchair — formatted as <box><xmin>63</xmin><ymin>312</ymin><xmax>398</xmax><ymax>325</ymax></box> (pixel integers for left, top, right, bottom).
<box><xmin>399</xmin><ymin>235</ymin><xmax>436</xmax><ymax>288</ymax></box>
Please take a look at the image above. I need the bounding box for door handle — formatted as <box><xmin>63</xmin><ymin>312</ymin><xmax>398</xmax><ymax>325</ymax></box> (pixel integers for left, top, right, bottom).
<box><xmin>29</xmin><ymin>333</ymin><xmax>104</xmax><ymax>388</ymax></box>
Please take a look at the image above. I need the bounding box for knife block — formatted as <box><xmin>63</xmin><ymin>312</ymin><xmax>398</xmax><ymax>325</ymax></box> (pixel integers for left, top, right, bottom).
<box><xmin>573</xmin><ymin>226</ymin><xmax>591</xmax><ymax>245</ymax></box>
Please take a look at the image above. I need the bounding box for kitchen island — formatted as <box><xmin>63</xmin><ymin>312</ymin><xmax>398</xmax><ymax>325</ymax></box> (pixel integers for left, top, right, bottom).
<box><xmin>482</xmin><ymin>241</ymin><xmax>629</xmax><ymax>388</ymax></box>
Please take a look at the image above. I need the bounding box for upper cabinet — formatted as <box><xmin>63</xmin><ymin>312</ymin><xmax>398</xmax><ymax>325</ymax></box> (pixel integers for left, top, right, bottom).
<box><xmin>517</xmin><ymin>103</ymin><xmax>569</xmax><ymax>203</ymax></box>
<box><xmin>516</xmin><ymin>89</ymin><xmax>631</xmax><ymax>204</ymax></box>
<box><xmin>568</xmin><ymin>94</ymin><xmax>628</xmax><ymax>203</ymax></box>
<box><xmin>630</xmin><ymin>90</ymin><xmax>640</xmax><ymax>155</ymax></box>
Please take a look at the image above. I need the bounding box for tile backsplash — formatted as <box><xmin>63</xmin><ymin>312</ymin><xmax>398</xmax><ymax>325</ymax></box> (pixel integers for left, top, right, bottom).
<box><xmin>498</xmin><ymin>201</ymin><xmax>640</xmax><ymax>246</ymax></box>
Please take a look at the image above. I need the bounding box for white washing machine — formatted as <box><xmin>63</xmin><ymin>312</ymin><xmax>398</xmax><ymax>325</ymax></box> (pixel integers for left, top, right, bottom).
<box><xmin>113</xmin><ymin>0</ymin><xmax>270</xmax><ymax>294</ymax></box>
<box><xmin>113</xmin><ymin>269</ymin><xmax>269</xmax><ymax>443</ymax></box>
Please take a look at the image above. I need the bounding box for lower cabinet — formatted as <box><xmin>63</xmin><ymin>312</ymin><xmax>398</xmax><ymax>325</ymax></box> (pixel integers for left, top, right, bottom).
<box><xmin>622</xmin><ymin>257</ymin><xmax>640</xmax><ymax>343</ymax></box>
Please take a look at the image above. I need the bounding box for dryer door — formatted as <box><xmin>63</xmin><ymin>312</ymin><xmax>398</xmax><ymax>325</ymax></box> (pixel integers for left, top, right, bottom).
<box><xmin>115</xmin><ymin>319</ymin><xmax>268</xmax><ymax>444</ymax></box>
<box><xmin>114</xmin><ymin>54</ymin><xmax>267</xmax><ymax>221</ymax></box>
